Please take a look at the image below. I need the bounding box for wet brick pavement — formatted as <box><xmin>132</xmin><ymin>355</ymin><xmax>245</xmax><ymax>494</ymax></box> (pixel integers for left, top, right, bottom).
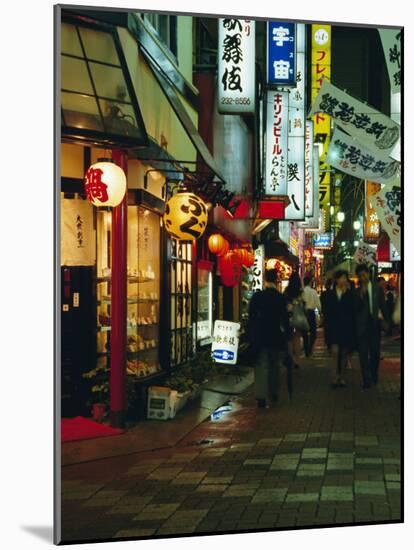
<box><xmin>60</xmin><ymin>334</ymin><xmax>401</xmax><ymax>542</ymax></box>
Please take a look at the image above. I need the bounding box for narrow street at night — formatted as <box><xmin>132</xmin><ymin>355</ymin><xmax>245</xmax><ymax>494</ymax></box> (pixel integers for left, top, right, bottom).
<box><xmin>61</xmin><ymin>333</ymin><xmax>401</xmax><ymax>542</ymax></box>
<box><xmin>55</xmin><ymin>6</ymin><xmax>403</xmax><ymax>544</ymax></box>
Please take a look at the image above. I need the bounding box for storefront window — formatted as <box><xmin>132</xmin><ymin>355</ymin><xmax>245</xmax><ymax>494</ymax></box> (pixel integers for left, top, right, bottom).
<box><xmin>127</xmin><ymin>206</ymin><xmax>161</xmax><ymax>379</ymax></box>
<box><xmin>197</xmin><ymin>262</ymin><xmax>213</xmax><ymax>345</ymax></box>
<box><xmin>95</xmin><ymin>206</ymin><xmax>162</xmax><ymax>381</ymax></box>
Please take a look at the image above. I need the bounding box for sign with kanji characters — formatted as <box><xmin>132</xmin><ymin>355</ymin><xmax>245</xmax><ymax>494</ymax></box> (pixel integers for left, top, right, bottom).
<box><xmin>311</xmin><ymin>24</ymin><xmax>331</xmax><ymax>227</ymax></box>
<box><xmin>249</xmin><ymin>245</ymin><xmax>265</xmax><ymax>291</ymax></box>
<box><xmin>310</xmin><ymin>79</ymin><xmax>400</xmax><ymax>157</ymax></box>
<box><xmin>218</xmin><ymin>19</ymin><xmax>255</xmax><ymax>114</ymax></box>
<box><xmin>61</xmin><ymin>195</ymin><xmax>96</xmax><ymax>266</ymax></box>
<box><xmin>300</xmin><ymin>144</ymin><xmax>320</xmax><ymax>230</ymax></box>
<box><xmin>327</xmin><ymin>127</ymin><xmax>400</xmax><ymax>184</ymax></box>
<box><xmin>285</xmin><ymin>24</ymin><xmax>306</xmax><ymax>221</ymax></box>
<box><xmin>211</xmin><ymin>320</ymin><xmax>240</xmax><ymax>364</ymax></box>
<box><xmin>267</xmin><ymin>22</ymin><xmax>296</xmax><ymax>86</ymax></box>
<box><xmin>265</xmin><ymin>90</ymin><xmax>289</xmax><ymax>195</ymax></box>
<box><xmin>379</xmin><ymin>29</ymin><xmax>402</xmax><ymax>94</ymax></box>
<box><xmin>354</xmin><ymin>240</ymin><xmax>377</xmax><ymax>267</ymax></box>
<box><xmin>364</xmin><ymin>181</ymin><xmax>382</xmax><ymax>242</ymax></box>
<box><xmin>305</xmin><ymin>120</ymin><xmax>314</xmax><ymax>217</ymax></box>
<box><xmin>372</xmin><ymin>176</ymin><xmax>401</xmax><ymax>254</ymax></box>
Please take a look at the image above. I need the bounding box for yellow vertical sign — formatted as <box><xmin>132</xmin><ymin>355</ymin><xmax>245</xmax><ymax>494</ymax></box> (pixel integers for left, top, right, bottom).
<box><xmin>311</xmin><ymin>25</ymin><xmax>331</xmax><ymax>229</ymax></box>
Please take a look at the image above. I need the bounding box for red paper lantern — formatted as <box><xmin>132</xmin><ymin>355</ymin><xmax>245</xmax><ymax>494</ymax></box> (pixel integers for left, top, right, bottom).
<box><xmin>219</xmin><ymin>252</ymin><xmax>241</xmax><ymax>287</ymax></box>
<box><xmin>208</xmin><ymin>233</ymin><xmax>229</xmax><ymax>256</ymax></box>
<box><xmin>244</xmin><ymin>251</ymin><xmax>255</xmax><ymax>267</ymax></box>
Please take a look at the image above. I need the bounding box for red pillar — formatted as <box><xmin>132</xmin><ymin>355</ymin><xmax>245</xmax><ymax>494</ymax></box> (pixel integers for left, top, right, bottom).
<box><xmin>110</xmin><ymin>150</ymin><xmax>128</xmax><ymax>428</ymax></box>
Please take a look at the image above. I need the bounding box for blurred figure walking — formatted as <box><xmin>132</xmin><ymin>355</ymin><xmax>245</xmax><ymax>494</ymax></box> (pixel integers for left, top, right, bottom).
<box><xmin>247</xmin><ymin>268</ymin><xmax>291</xmax><ymax>408</ymax></box>
<box><xmin>354</xmin><ymin>264</ymin><xmax>388</xmax><ymax>389</ymax></box>
<box><xmin>284</xmin><ymin>272</ymin><xmax>308</xmax><ymax>369</ymax></box>
<box><xmin>325</xmin><ymin>270</ymin><xmax>356</xmax><ymax>388</ymax></box>
<box><xmin>302</xmin><ymin>275</ymin><xmax>321</xmax><ymax>357</ymax></box>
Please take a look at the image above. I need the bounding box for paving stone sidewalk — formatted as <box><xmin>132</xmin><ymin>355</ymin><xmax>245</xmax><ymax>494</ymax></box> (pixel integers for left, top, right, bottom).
<box><xmin>61</xmin><ymin>334</ymin><xmax>401</xmax><ymax>543</ymax></box>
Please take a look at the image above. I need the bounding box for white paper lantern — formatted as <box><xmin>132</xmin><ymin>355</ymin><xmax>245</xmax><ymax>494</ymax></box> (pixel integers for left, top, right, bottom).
<box><xmin>84</xmin><ymin>160</ymin><xmax>127</xmax><ymax>207</ymax></box>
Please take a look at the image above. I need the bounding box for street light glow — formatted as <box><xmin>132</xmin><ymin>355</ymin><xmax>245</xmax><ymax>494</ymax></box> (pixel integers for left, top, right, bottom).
<box><xmin>353</xmin><ymin>220</ymin><xmax>361</xmax><ymax>230</ymax></box>
<box><xmin>337</xmin><ymin>211</ymin><xmax>345</xmax><ymax>222</ymax></box>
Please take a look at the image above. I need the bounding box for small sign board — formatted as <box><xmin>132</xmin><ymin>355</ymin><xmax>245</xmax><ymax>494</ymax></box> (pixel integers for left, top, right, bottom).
<box><xmin>211</xmin><ymin>320</ymin><xmax>240</xmax><ymax>365</ymax></box>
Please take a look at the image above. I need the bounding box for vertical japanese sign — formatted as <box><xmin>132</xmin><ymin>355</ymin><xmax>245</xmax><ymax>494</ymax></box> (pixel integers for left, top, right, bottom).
<box><xmin>379</xmin><ymin>29</ymin><xmax>402</xmax><ymax>94</ymax></box>
<box><xmin>218</xmin><ymin>18</ymin><xmax>255</xmax><ymax>114</ymax></box>
<box><xmin>265</xmin><ymin>90</ymin><xmax>289</xmax><ymax>195</ymax></box>
<box><xmin>372</xmin><ymin>177</ymin><xmax>401</xmax><ymax>254</ymax></box>
<box><xmin>211</xmin><ymin>320</ymin><xmax>240</xmax><ymax>365</ymax></box>
<box><xmin>354</xmin><ymin>241</ymin><xmax>377</xmax><ymax>267</ymax></box>
<box><xmin>61</xmin><ymin>195</ymin><xmax>96</xmax><ymax>266</ymax></box>
<box><xmin>299</xmin><ymin>144</ymin><xmax>320</xmax><ymax>229</ymax></box>
<box><xmin>267</xmin><ymin>22</ymin><xmax>296</xmax><ymax>86</ymax></box>
<box><xmin>311</xmin><ymin>24</ymin><xmax>331</xmax><ymax>229</ymax></box>
<box><xmin>305</xmin><ymin>120</ymin><xmax>314</xmax><ymax>216</ymax></box>
<box><xmin>285</xmin><ymin>23</ymin><xmax>306</xmax><ymax>220</ymax></box>
<box><xmin>364</xmin><ymin>181</ymin><xmax>381</xmax><ymax>242</ymax></box>
<box><xmin>250</xmin><ymin>245</ymin><xmax>265</xmax><ymax>291</ymax></box>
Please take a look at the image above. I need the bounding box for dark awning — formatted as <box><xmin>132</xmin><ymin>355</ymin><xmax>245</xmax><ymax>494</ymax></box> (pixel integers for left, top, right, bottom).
<box><xmin>127</xmin><ymin>13</ymin><xmax>225</xmax><ymax>184</ymax></box>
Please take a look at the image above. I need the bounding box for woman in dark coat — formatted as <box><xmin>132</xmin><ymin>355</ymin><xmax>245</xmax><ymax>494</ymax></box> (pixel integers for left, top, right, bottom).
<box><xmin>325</xmin><ymin>269</ymin><xmax>356</xmax><ymax>387</ymax></box>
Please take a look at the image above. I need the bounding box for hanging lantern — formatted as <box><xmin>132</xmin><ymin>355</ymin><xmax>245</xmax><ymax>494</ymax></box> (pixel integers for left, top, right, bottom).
<box><xmin>163</xmin><ymin>191</ymin><xmax>208</xmax><ymax>241</ymax></box>
<box><xmin>244</xmin><ymin>251</ymin><xmax>255</xmax><ymax>268</ymax></box>
<box><xmin>84</xmin><ymin>159</ymin><xmax>127</xmax><ymax>207</ymax></box>
<box><xmin>208</xmin><ymin>233</ymin><xmax>229</xmax><ymax>256</ymax></box>
<box><xmin>219</xmin><ymin>251</ymin><xmax>242</xmax><ymax>287</ymax></box>
<box><xmin>234</xmin><ymin>248</ymin><xmax>253</xmax><ymax>266</ymax></box>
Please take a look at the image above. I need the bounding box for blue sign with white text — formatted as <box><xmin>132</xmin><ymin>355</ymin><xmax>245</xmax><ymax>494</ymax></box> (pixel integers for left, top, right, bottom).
<box><xmin>267</xmin><ymin>22</ymin><xmax>296</xmax><ymax>86</ymax></box>
<box><xmin>313</xmin><ymin>233</ymin><xmax>332</xmax><ymax>249</ymax></box>
<box><xmin>213</xmin><ymin>349</ymin><xmax>235</xmax><ymax>362</ymax></box>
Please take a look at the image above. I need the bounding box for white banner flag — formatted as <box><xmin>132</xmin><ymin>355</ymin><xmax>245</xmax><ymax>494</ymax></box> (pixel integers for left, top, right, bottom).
<box><xmin>372</xmin><ymin>176</ymin><xmax>401</xmax><ymax>254</ymax></box>
<box><xmin>379</xmin><ymin>29</ymin><xmax>402</xmax><ymax>94</ymax></box>
<box><xmin>354</xmin><ymin>240</ymin><xmax>377</xmax><ymax>267</ymax></box>
<box><xmin>61</xmin><ymin>195</ymin><xmax>96</xmax><ymax>266</ymax></box>
<box><xmin>310</xmin><ymin>79</ymin><xmax>400</xmax><ymax>157</ymax></box>
<box><xmin>327</xmin><ymin>127</ymin><xmax>400</xmax><ymax>185</ymax></box>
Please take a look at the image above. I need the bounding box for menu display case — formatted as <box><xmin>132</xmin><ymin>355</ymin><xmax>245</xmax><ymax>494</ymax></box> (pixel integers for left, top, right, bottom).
<box><xmin>96</xmin><ymin>205</ymin><xmax>163</xmax><ymax>382</ymax></box>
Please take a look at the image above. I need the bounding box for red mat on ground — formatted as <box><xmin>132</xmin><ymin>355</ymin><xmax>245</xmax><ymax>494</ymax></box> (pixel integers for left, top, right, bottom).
<box><xmin>61</xmin><ymin>416</ymin><xmax>124</xmax><ymax>443</ymax></box>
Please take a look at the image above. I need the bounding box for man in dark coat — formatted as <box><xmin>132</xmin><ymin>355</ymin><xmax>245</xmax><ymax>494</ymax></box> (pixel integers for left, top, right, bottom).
<box><xmin>247</xmin><ymin>268</ymin><xmax>291</xmax><ymax>408</ymax></box>
<box><xmin>325</xmin><ymin>270</ymin><xmax>356</xmax><ymax>387</ymax></box>
<box><xmin>354</xmin><ymin>264</ymin><xmax>388</xmax><ymax>389</ymax></box>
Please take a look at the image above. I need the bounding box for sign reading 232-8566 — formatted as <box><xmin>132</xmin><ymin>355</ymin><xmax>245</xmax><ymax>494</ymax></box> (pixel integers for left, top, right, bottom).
<box><xmin>218</xmin><ymin>19</ymin><xmax>255</xmax><ymax>114</ymax></box>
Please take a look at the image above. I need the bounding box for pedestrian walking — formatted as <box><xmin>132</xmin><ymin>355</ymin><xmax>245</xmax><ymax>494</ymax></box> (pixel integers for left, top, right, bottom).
<box><xmin>302</xmin><ymin>275</ymin><xmax>321</xmax><ymax>357</ymax></box>
<box><xmin>320</xmin><ymin>279</ymin><xmax>333</xmax><ymax>352</ymax></box>
<box><xmin>247</xmin><ymin>268</ymin><xmax>291</xmax><ymax>408</ymax></box>
<box><xmin>354</xmin><ymin>264</ymin><xmax>388</xmax><ymax>389</ymax></box>
<box><xmin>385</xmin><ymin>284</ymin><xmax>395</xmax><ymax>336</ymax></box>
<box><xmin>325</xmin><ymin>270</ymin><xmax>356</xmax><ymax>388</ymax></box>
<box><xmin>284</xmin><ymin>271</ymin><xmax>308</xmax><ymax>369</ymax></box>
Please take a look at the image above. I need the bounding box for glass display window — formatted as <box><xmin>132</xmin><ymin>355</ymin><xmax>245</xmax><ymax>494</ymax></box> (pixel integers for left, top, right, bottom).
<box><xmin>127</xmin><ymin>206</ymin><xmax>161</xmax><ymax>379</ymax></box>
<box><xmin>197</xmin><ymin>261</ymin><xmax>213</xmax><ymax>345</ymax></box>
<box><xmin>95</xmin><ymin>205</ymin><xmax>162</xmax><ymax>382</ymax></box>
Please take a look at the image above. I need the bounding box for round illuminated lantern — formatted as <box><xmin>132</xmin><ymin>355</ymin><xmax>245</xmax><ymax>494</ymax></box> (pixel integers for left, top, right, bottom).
<box><xmin>84</xmin><ymin>160</ymin><xmax>127</xmax><ymax>207</ymax></box>
<box><xmin>234</xmin><ymin>248</ymin><xmax>253</xmax><ymax>266</ymax></box>
<box><xmin>219</xmin><ymin>251</ymin><xmax>242</xmax><ymax>287</ymax></box>
<box><xmin>245</xmin><ymin>251</ymin><xmax>255</xmax><ymax>268</ymax></box>
<box><xmin>163</xmin><ymin>191</ymin><xmax>208</xmax><ymax>241</ymax></box>
<box><xmin>208</xmin><ymin>233</ymin><xmax>229</xmax><ymax>257</ymax></box>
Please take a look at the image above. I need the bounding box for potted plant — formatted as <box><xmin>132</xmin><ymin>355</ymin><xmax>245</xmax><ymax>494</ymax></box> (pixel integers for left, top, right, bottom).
<box><xmin>82</xmin><ymin>365</ymin><xmax>110</xmax><ymax>422</ymax></box>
